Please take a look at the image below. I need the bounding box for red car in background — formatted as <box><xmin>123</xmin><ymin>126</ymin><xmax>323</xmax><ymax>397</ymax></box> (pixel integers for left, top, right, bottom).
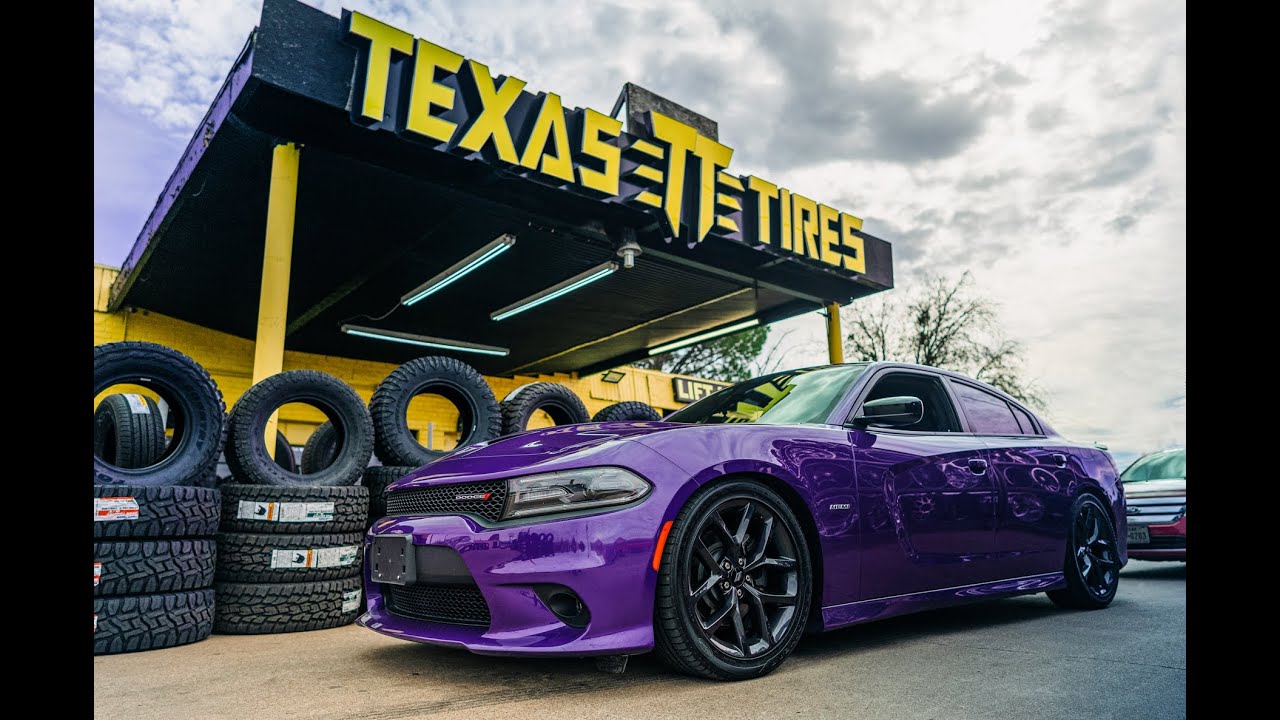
<box><xmin>1121</xmin><ymin>448</ymin><xmax>1186</xmax><ymax>561</ymax></box>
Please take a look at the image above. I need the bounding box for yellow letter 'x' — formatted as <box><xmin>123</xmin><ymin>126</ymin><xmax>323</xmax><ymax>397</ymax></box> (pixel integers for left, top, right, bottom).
<box><xmin>455</xmin><ymin>60</ymin><xmax>527</xmax><ymax>164</ymax></box>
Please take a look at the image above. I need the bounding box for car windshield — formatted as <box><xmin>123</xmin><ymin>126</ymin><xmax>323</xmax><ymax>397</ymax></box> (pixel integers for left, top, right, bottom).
<box><xmin>664</xmin><ymin>364</ymin><xmax>869</xmax><ymax>425</ymax></box>
<box><xmin>1121</xmin><ymin>449</ymin><xmax>1186</xmax><ymax>483</ymax></box>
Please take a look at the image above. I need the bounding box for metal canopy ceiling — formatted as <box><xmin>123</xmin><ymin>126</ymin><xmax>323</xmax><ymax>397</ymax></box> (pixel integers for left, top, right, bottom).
<box><xmin>109</xmin><ymin>0</ymin><xmax>894</xmax><ymax>376</ymax></box>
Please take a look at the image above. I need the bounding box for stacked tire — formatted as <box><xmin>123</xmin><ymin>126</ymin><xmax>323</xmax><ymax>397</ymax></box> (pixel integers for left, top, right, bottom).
<box><xmin>363</xmin><ymin>356</ymin><xmax>504</xmax><ymax>526</ymax></box>
<box><xmin>362</xmin><ymin>465</ymin><xmax>418</xmax><ymax>524</ymax></box>
<box><xmin>215</xmin><ymin>370</ymin><xmax>374</xmax><ymax>634</ymax></box>
<box><xmin>591</xmin><ymin>401</ymin><xmax>663</xmax><ymax>423</ymax></box>
<box><xmin>214</xmin><ymin>485</ymin><xmax>368</xmax><ymax>634</ymax></box>
<box><xmin>94</xmin><ymin>487</ymin><xmax>221</xmax><ymax>655</ymax></box>
<box><xmin>95</xmin><ymin>344</ymin><xmax>656</xmax><ymax>646</ymax></box>
<box><xmin>498</xmin><ymin>382</ymin><xmax>590</xmax><ymax>435</ymax></box>
<box><xmin>94</xmin><ymin>342</ymin><xmax>228</xmax><ymax>656</ymax></box>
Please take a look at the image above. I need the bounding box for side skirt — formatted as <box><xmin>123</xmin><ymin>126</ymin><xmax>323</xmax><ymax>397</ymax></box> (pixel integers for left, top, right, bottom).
<box><xmin>820</xmin><ymin>572</ymin><xmax>1065</xmax><ymax>631</ymax></box>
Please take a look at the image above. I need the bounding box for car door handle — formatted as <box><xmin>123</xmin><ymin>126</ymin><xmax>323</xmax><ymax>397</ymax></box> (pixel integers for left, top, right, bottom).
<box><xmin>1052</xmin><ymin>453</ymin><xmax>1068</xmax><ymax>467</ymax></box>
<box><xmin>968</xmin><ymin>458</ymin><xmax>988</xmax><ymax>475</ymax></box>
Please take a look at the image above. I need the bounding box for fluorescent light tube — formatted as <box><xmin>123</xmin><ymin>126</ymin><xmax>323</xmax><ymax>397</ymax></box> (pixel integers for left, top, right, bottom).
<box><xmin>647</xmin><ymin>319</ymin><xmax>760</xmax><ymax>356</ymax></box>
<box><xmin>401</xmin><ymin>234</ymin><xmax>517</xmax><ymax>306</ymax></box>
<box><xmin>490</xmin><ymin>261</ymin><xmax>618</xmax><ymax>321</ymax></box>
<box><xmin>341</xmin><ymin>324</ymin><xmax>509</xmax><ymax>356</ymax></box>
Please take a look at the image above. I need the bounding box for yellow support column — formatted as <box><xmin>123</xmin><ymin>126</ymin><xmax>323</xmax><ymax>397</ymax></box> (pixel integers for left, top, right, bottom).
<box><xmin>825</xmin><ymin>302</ymin><xmax>844</xmax><ymax>365</ymax></box>
<box><xmin>252</xmin><ymin>142</ymin><xmax>301</xmax><ymax>458</ymax></box>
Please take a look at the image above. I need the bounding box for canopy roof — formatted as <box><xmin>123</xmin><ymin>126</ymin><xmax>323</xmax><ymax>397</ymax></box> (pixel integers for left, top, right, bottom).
<box><xmin>110</xmin><ymin>0</ymin><xmax>893</xmax><ymax>376</ymax></box>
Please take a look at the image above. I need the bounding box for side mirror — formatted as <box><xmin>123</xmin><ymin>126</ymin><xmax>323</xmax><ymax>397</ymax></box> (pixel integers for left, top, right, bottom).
<box><xmin>851</xmin><ymin>396</ymin><xmax>924</xmax><ymax>428</ymax></box>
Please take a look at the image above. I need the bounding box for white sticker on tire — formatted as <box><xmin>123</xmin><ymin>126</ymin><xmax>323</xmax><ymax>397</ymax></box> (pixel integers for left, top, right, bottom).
<box><xmin>94</xmin><ymin>614</ymin><xmax>98</xmax><ymax>632</ymax></box>
<box><xmin>94</xmin><ymin>497</ymin><xmax>140</xmax><ymax>522</ymax></box>
<box><xmin>94</xmin><ymin>562</ymin><xmax>102</xmax><ymax>587</ymax></box>
<box><xmin>124</xmin><ymin>393</ymin><xmax>151</xmax><ymax>414</ymax></box>
<box><xmin>237</xmin><ymin>501</ymin><xmax>336</xmax><ymax>523</ymax></box>
<box><xmin>342</xmin><ymin>589</ymin><xmax>362</xmax><ymax>613</ymax></box>
<box><xmin>270</xmin><ymin>545</ymin><xmax>360</xmax><ymax>569</ymax></box>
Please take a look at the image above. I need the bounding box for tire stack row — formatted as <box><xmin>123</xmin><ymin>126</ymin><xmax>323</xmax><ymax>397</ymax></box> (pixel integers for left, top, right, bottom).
<box><xmin>94</xmin><ymin>342</ymin><xmax>228</xmax><ymax>656</ymax></box>
<box><xmin>94</xmin><ymin>486</ymin><xmax>222</xmax><ymax>655</ymax></box>
<box><xmin>350</xmin><ymin>361</ymin><xmax>663</xmax><ymax>527</ymax></box>
<box><xmin>95</xmin><ymin>343</ymin><xmax>667</xmax><ymax>650</ymax></box>
<box><xmin>214</xmin><ymin>485</ymin><xmax>368</xmax><ymax>633</ymax></box>
<box><xmin>213</xmin><ymin>370</ymin><xmax>375</xmax><ymax>634</ymax></box>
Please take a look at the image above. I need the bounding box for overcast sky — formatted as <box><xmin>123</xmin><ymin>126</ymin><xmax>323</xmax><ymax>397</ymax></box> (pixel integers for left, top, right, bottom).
<box><xmin>94</xmin><ymin>0</ymin><xmax>1185</xmax><ymax>467</ymax></box>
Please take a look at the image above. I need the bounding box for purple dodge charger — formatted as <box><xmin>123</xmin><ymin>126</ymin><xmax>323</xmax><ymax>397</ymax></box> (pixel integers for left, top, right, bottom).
<box><xmin>359</xmin><ymin>362</ymin><xmax>1126</xmax><ymax>680</ymax></box>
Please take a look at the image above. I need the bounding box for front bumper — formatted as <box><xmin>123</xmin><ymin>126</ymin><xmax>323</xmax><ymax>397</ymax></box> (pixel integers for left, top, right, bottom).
<box><xmin>358</xmin><ymin>503</ymin><xmax>666</xmax><ymax>657</ymax></box>
<box><xmin>1128</xmin><ymin>515</ymin><xmax>1186</xmax><ymax>561</ymax></box>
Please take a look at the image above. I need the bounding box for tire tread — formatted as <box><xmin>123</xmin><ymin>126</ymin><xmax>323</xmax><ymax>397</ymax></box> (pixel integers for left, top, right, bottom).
<box><xmin>94</xmin><ymin>589</ymin><xmax>214</xmax><ymax>655</ymax></box>
<box><xmin>93</xmin><ymin>484</ymin><xmax>221</xmax><ymax>539</ymax></box>
<box><xmin>499</xmin><ymin>382</ymin><xmax>590</xmax><ymax>435</ymax></box>
<box><xmin>370</xmin><ymin>356</ymin><xmax>501</xmax><ymax>467</ymax></box>
<box><xmin>214</xmin><ymin>578</ymin><xmax>362</xmax><ymax>634</ymax></box>
<box><xmin>215</xmin><ymin>531</ymin><xmax>363</xmax><ymax>583</ymax></box>
<box><xmin>94</xmin><ymin>539</ymin><xmax>216</xmax><ymax>596</ymax></box>
<box><xmin>217</xmin><ymin>484</ymin><xmax>369</xmax><ymax>533</ymax></box>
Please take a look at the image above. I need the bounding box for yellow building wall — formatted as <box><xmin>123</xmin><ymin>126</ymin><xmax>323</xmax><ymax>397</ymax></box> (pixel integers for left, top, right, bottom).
<box><xmin>94</xmin><ymin>264</ymin><xmax>706</xmax><ymax>450</ymax></box>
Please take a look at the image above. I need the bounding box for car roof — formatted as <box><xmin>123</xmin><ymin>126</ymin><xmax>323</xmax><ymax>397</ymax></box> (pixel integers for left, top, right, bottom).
<box><xmin>782</xmin><ymin>361</ymin><xmax>1040</xmax><ymax>412</ymax></box>
<box><xmin>860</xmin><ymin>361</ymin><xmax>1054</xmax><ymax>434</ymax></box>
<box><xmin>865</xmin><ymin>360</ymin><xmax>1014</xmax><ymax>392</ymax></box>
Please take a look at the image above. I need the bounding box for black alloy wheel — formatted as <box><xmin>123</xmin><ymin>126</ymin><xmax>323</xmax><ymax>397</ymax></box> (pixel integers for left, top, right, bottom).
<box><xmin>1048</xmin><ymin>494</ymin><xmax>1120</xmax><ymax>609</ymax></box>
<box><xmin>655</xmin><ymin>480</ymin><xmax>812</xmax><ymax>680</ymax></box>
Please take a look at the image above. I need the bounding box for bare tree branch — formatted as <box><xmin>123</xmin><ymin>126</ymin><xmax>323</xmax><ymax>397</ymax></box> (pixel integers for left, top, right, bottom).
<box><xmin>841</xmin><ymin>271</ymin><xmax>1045</xmax><ymax>411</ymax></box>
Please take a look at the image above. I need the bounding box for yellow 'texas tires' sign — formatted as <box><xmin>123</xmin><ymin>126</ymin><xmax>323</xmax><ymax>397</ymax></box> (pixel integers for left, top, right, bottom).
<box><xmin>342</xmin><ymin>9</ymin><xmax>867</xmax><ymax>275</ymax></box>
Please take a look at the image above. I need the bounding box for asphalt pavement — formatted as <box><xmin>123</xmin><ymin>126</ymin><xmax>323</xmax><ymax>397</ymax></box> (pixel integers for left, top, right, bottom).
<box><xmin>93</xmin><ymin>560</ymin><xmax>1186</xmax><ymax>719</ymax></box>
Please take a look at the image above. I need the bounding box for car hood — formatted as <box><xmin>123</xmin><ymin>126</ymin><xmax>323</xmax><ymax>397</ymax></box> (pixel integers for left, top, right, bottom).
<box><xmin>1123</xmin><ymin>478</ymin><xmax>1186</xmax><ymax>497</ymax></box>
<box><xmin>393</xmin><ymin>421</ymin><xmax>686</xmax><ymax>488</ymax></box>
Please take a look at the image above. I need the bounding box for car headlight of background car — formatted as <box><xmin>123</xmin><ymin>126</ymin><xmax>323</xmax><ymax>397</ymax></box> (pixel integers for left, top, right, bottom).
<box><xmin>503</xmin><ymin>467</ymin><xmax>652</xmax><ymax>520</ymax></box>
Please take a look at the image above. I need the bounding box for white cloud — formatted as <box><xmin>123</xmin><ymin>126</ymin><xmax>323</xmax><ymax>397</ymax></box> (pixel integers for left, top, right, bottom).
<box><xmin>93</xmin><ymin>0</ymin><xmax>1185</xmax><ymax>461</ymax></box>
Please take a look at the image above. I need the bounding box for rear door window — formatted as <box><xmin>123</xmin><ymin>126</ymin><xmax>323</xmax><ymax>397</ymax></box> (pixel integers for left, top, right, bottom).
<box><xmin>951</xmin><ymin>382</ymin><xmax>1022</xmax><ymax>435</ymax></box>
<box><xmin>1009</xmin><ymin>404</ymin><xmax>1038</xmax><ymax>434</ymax></box>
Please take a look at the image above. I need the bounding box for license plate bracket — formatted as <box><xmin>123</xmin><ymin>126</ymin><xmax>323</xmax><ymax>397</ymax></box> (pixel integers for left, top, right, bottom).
<box><xmin>1127</xmin><ymin>525</ymin><xmax>1150</xmax><ymax>545</ymax></box>
<box><xmin>370</xmin><ymin>534</ymin><xmax>416</xmax><ymax>585</ymax></box>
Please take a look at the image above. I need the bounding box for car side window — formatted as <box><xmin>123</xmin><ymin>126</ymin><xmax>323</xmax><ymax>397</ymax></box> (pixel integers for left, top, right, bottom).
<box><xmin>859</xmin><ymin>372</ymin><xmax>962</xmax><ymax>432</ymax></box>
<box><xmin>951</xmin><ymin>382</ymin><xmax>1022</xmax><ymax>435</ymax></box>
<box><xmin>1009</xmin><ymin>403</ymin><xmax>1039</xmax><ymax>435</ymax></box>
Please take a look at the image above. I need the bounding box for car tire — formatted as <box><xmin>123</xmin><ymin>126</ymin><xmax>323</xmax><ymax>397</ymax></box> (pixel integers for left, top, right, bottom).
<box><xmin>362</xmin><ymin>466</ymin><xmax>417</xmax><ymax>522</ymax></box>
<box><xmin>93</xmin><ymin>484</ymin><xmax>221</xmax><ymax>539</ymax></box>
<box><xmin>1047</xmin><ymin>494</ymin><xmax>1120</xmax><ymax>610</ymax></box>
<box><xmin>94</xmin><ymin>589</ymin><xmax>214</xmax><ymax>655</ymax></box>
<box><xmin>590</xmin><ymin>401</ymin><xmax>663</xmax><ymax>423</ymax></box>
<box><xmin>300</xmin><ymin>421</ymin><xmax>338</xmax><ymax>474</ymax></box>
<box><xmin>213</xmin><ymin>577</ymin><xmax>363</xmax><ymax>634</ymax></box>
<box><xmin>94</xmin><ymin>393</ymin><xmax>168</xmax><ymax>470</ymax></box>
<box><xmin>94</xmin><ymin>342</ymin><xmax>226</xmax><ymax>486</ymax></box>
<box><xmin>654</xmin><ymin>479</ymin><xmax>813</xmax><ymax>681</ymax></box>
<box><xmin>224</xmin><ymin>370</ymin><xmax>373</xmax><ymax>487</ymax></box>
<box><xmin>370</xmin><ymin>356</ymin><xmax>502</xmax><ymax>467</ymax></box>
<box><xmin>214</xmin><ymin>531</ymin><xmax>363</xmax><ymax>583</ymax></box>
<box><xmin>218</xmin><ymin>484</ymin><xmax>370</xmax><ymax>534</ymax></box>
<box><xmin>499</xmin><ymin>382</ymin><xmax>589</xmax><ymax>435</ymax></box>
<box><xmin>94</xmin><ymin>539</ymin><xmax>216</xmax><ymax>596</ymax></box>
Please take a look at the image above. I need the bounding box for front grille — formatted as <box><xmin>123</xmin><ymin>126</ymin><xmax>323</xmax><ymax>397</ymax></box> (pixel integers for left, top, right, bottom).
<box><xmin>1125</xmin><ymin>495</ymin><xmax>1186</xmax><ymax>525</ymax></box>
<box><xmin>1131</xmin><ymin>535</ymin><xmax>1186</xmax><ymax>550</ymax></box>
<box><xmin>384</xmin><ymin>479</ymin><xmax>507</xmax><ymax>523</ymax></box>
<box><xmin>383</xmin><ymin>583</ymin><xmax>492</xmax><ymax>627</ymax></box>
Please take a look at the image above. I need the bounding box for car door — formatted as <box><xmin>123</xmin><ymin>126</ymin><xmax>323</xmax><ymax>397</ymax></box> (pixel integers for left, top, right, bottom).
<box><xmin>947</xmin><ymin>379</ymin><xmax>1075</xmax><ymax>579</ymax></box>
<box><xmin>850</xmin><ymin>369</ymin><xmax>1000</xmax><ymax>600</ymax></box>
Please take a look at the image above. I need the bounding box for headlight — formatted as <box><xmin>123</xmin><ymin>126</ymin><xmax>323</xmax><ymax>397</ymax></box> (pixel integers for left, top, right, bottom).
<box><xmin>503</xmin><ymin>467</ymin><xmax>651</xmax><ymax>520</ymax></box>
